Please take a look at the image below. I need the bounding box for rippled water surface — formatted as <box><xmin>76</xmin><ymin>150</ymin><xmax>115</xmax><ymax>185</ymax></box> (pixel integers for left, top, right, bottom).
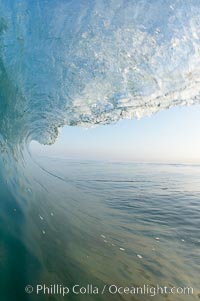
<box><xmin>1</xmin><ymin>1</ymin><xmax>200</xmax><ymax>300</ymax></box>
<box><xmin>1</xmin><ymin>158</ymin><xmax>200</xmax><ymax>301</ymax></box>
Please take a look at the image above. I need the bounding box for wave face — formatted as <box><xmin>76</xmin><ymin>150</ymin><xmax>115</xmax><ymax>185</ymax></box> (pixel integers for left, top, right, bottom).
<box><xmin>0</xmin><ymin>0</ymin><xmax>200</xmax><ymax>149</ymax></box>
<box><xmin>0</xmin><ymin>2</ymin><xmax>200</xmax><ymax>299</ymax></box>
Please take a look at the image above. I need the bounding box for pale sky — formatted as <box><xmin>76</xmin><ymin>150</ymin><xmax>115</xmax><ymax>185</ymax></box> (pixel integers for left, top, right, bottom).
<box><xmin>31</xmin><ymin>105</ymin><xmax>200</xmax><ymax>164</ymax></box>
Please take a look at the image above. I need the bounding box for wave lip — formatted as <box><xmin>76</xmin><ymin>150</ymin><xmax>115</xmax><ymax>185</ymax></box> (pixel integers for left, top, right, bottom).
<box><xmin>0</xmin><ymin>0</ymin><xmax>200</xmax><ymax>146</ymax></box>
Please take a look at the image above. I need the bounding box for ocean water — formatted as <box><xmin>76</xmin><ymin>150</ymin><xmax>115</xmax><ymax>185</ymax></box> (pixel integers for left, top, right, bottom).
<box><xmin>0</xmin><ymin>157</ymin><xmax>200</xmax><ymax>300</ymax></box>
<box><xmin>1</xmin><ymin>1</ymin><xmax>200</xmax><ymax>300</ymax></box>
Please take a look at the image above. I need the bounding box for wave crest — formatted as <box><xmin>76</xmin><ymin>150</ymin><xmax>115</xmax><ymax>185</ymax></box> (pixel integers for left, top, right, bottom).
<box><xmin>0</xmin><ymin>0</ymin><xmax>200</xmax><ymax>145</ymax></box>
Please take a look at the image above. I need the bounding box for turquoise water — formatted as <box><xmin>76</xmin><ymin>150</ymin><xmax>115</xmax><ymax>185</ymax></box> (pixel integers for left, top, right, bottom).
<box><xmin>1</xmin><ymin>158</ymin><xmax>200</xmax><ymax>300</ymax></box>
<box><xmin>1</xmin><ymin>1</ymin><xmax>200</xmax><ymax>300</ymax></box>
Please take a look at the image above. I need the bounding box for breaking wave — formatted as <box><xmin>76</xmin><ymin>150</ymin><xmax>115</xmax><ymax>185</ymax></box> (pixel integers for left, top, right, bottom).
<box><xmin>0</xmin><ymin>0</ymin><xmax>200</xmax><ymax>184</ymax></box>
<box><xmin>1</xmin><ymin>3</ymin><xmax>200</xmax><ymax>299</ymax></box>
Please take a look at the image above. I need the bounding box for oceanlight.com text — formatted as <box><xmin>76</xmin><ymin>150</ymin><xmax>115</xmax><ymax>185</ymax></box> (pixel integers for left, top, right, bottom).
<box><xmin>25</xmin><ymin>283</ymin><xmax>194</xmax><ymax>297</ymax></box>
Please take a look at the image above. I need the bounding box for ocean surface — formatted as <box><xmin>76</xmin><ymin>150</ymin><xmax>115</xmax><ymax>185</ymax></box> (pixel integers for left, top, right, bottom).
<box><xmin>0</xmin><ymin>1</ymin><xmax>200</xmax><ymax>300</ymax></box>
<box><xmin>0</xmin><ymin>157</ymin><xmax>200</xmax><ymax>301</ymax></box>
